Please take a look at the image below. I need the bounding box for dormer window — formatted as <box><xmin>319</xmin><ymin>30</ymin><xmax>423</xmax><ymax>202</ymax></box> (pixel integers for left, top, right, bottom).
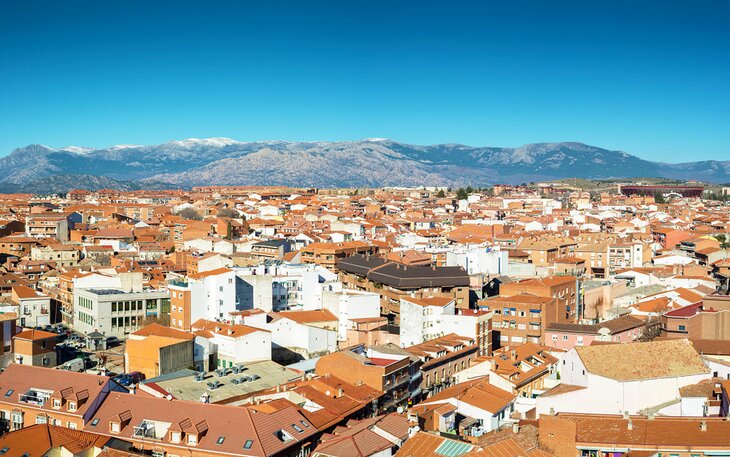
<box><xmin>68</xmin><ymin>401</ymin><xmax>77</xmax><ymax>412</ymax></box>
<box><xmin>170</xmin><ymin>432</ymin><xmax>181</xmax><ymax>443</ymax></box>
<box><xmin>52</xmin><ymin>398</ymin><xmax>61</xmax><ymax>409</ymax></box>
<box><xmin>187</xmin><ymin>434</ymin><xmax>198</xmax><ymax>445</ymax></box>
<box><xmin>110</xmin><ymin>422</ymin><xmax>120</xmax><ymax>433</ymax></box>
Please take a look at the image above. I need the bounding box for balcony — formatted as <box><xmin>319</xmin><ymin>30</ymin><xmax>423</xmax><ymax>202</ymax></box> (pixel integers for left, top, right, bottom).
<box><xmin>19</xmin><ymin>389</ymin><xmax>50</xmax><ymax>406</ymax></box>
<box><xmin>132</xmin><ymin>420</ymin><xmax>170</xmax><ymax>441</ymax></box>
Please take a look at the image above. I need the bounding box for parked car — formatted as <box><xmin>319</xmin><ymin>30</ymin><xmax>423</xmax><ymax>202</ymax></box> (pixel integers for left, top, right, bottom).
<box><xmin>106</xmin><ymin>336</ymin><xmax>120</xmax><ymax>346</ymax></box>
<box><xmin>60</xmin><ymin>358</ymin><xmax>85</xmax><ymax>372</ymax></box>
<box><xmin>114</xmin><ymin>371</ymin><xmax>145</xmax><ymax>387</ymax></box>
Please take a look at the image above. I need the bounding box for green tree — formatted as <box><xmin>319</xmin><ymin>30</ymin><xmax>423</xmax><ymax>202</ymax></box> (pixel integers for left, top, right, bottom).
<box><xmin>436</xmin><ymin>189</ymin><xmax>446</xmax><ymax>198</ymax></box>
<box><xmin>714</xmin><ymin>234</ymin><xmax>730</xmax><ymax>249</ymax></box>
<box><xmin>456</xmin><ymin>188</ymin><xmax>468</xmax><ymax>200</ymax></box>
<box><xmin>654</xmin><ymin>193</ymin><xmax>666</xmax><ymax>204</ymax></box>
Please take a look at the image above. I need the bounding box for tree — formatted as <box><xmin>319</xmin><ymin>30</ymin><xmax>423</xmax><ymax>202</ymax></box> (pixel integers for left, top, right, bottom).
<box><xmin>456</xmin><ymin>188</ymin><xmax>468</xmax><ymax>200</ymax></box>
<box><xmin>217</xmin><ymin>207</ymin><xmax>239</xmax><ymax>218</ymax></box>
<box><xmin>142</xmin><ymin>314</ymin><xmax>171</xmax><ymax>327</ymax></box>
<box><xmin>465</xmin><ymin>186</ymin><xmax>474</xmax><ymax>195</ymax></box>
<box><xmin>654</xmin><ymin>193</ymin><xmax>666</xmax><ymax>204</ymax></box>
<box><xmin>177</xmin><ymin>207</ymin><xmax>203</xmax><ymax>220</ymax></box>
<box><xmin>714</xmin><ymin>234</ymin><xmax>730</xmax><ymax>249</ymax></box>
<box><xmin>436</xmin><ymin>189</ymin><xmax>446</xmax><ymax>198</ymax></box>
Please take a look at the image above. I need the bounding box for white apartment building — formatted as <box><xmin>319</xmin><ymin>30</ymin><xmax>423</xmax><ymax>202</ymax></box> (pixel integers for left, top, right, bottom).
<box><xmin>322</xmin><ymin>288</ymin><xmax>381</xmax><ymax>341</ymax></box>
<box><xmin>169</xmin><ymin>268</ymin><xmax>238</xmax><ymax>329</ymax></box>
<box><xmin>235</xmin><ymin>262</ymin><xmax>338</xmax><ymax>311</ymax></box>
<box><xmin>400</xmin><ymin>296</ymin><xmax>456</xmax><ymax>347</ymax></box>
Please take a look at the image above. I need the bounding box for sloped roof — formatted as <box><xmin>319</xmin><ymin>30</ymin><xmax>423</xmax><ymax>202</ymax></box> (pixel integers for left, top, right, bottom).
<box><xmin>575</xmin><ymin>339</ymin><xmax>708</xmax><ymax>381</ymax></box>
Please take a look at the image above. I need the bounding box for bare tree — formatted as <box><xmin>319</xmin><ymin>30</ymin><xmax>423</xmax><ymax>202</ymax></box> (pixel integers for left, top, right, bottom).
<box><xmin>177</xmin><ymin>207</ymin><xmax>203</xmax><ymax>220</ymax></box>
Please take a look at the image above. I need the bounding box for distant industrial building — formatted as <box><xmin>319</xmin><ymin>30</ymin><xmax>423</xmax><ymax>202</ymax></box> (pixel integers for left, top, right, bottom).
<box><xmin>619</xmin><ymin>184</ymin><xmax>704</xmax><ymax>198</ymax></box>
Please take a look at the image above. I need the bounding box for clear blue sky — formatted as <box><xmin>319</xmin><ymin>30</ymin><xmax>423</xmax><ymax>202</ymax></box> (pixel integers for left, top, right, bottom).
<box><xmin>1</xmin><ymin>0</ymin><xmax>728</xmax><ymax>162</ymax></box>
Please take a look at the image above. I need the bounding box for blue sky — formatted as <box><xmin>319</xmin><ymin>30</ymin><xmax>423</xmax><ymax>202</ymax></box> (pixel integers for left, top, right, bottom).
<box><xmin>1</xmin><ymin>0</ymin><xmax>728</xmax><ymax>162</ymax></box>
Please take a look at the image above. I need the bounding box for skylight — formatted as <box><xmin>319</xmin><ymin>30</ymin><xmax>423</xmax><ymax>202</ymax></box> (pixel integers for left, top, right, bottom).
<box><xmin>216</xmin><ymin>436</ymin><xmax>225</xmax><ymax>445</ymax></box>
<box><xmin>243</xmin><ymin>439</ymin><xmax>254</xmax><ymax>450</ymax></box>
<box><xmin>274</xmin><ymin>429</ymin><xmax>294</xmax><ymax>443</ymax></box>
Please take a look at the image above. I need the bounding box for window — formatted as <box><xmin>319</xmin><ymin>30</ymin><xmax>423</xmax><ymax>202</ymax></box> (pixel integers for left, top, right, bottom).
<box><xmin>11</xmin><ymin>412</ymin><xmax>23</xmax><ymax>429</ymax></box>
<box><xmin>110</xmin><ymin>422</ymin><xmax>120</xmax><ymax>433</ymax></box>
<box><xmin>4</xmin><ymin>389</ymin><xmax>13</xmax><ymax>397</ymax></box>
<box><xmin>678</xmin><ymin>325</ymin><xmax>686</xmax><ymax>331</ymax></box>
<box><xmin>243</xmin><ymin>440</ymin><xmax>254</xmax><ymax>450</ymax></box>
<box><xmin>170</xmin><ymin>432</ymin><xmax>181</xmax><ymax>443</ymax></box>
<box><xmin>68</xmin><ymin>422</ymin><xmax>77</xmax><ymax>430</ymax></box>
<box><xmin>187</xmin><ymin>434</ymin><xmax>197</xmax><ymax>445</ymax></box>
<box><xmin>300</xmin><ymin>420</ymin><xmax>310</xmax><ymax>428</ymax></box>
<box><xmin>292</xmin><ymin>423</ymin><xmax>303</xmax><ymax>432</ymax></box>
<box><xmin>53</xmin><ymin>398</ymin><xmax>61</xmax><ymax>409</ymax></box>
<box><xmin>36</xmin><ymin>415</ymin><xmax>47</xmax><ymax>424</ymax></box>
<box><xmin>68</xmin><ymin>402</ymin><xmax>77</xmax><ymax>412</ymax></box>
<box><xmin>216</xmin><ymin>436</ymin><xmax>225</xmax><ymax>445</ymax></box>
<box><xmin>90</xmin><ymin>418</ymin><xmax>100</xmax><ymax>426</ymax></box>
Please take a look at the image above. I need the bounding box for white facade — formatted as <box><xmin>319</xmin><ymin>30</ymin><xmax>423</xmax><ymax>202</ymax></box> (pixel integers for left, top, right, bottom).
<box><xmin>445</xmin><ymin>246</ymin><xmax>509</xmax><ymax>276</ymax></box>
<box><xmin>322</xmin><ymin>289</ymin><xmax>381</xmax><ymax>341</ymax></box>
<box><xmin>258</xmin><ymin>316</ymin><xmax>338</xmax><ymax>360</ymax></box>
<box><xmin>399</xmin><ymin>298</ymin><xmax>455</xmax><ymax>347</ymax></box>
<box><xmin>536</xmin><ymin>348</ymin><xmax>710</xmax><ymax>416</ymax></box>
<box><xmin>172</xmin><ymin>269</ymin><xmax>238</xmax><ymax>324</ymax></box>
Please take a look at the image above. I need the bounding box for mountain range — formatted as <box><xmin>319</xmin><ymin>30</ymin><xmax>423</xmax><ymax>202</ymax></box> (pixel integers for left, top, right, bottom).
<box><xmin>0</xmin><ymin>138</ymin><xmax>727</xmax><ymax>193</ymax></box>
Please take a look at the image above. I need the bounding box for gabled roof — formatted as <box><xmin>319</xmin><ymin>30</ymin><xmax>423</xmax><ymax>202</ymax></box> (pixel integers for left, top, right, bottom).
<box><xmin>0</xmin><ymin>424</ymin><xmax>109</xmax><ymax>457</ymax></box>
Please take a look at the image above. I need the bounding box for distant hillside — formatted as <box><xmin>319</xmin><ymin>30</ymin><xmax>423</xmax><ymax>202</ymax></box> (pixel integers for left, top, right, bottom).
<box><xmin>0</xmin><ymin>138</ymin><xmax>727</xmax><ymax>192</ymax></box>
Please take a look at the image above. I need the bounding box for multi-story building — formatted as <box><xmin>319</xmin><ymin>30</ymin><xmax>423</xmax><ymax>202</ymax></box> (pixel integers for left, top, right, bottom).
<box><xmin>481</xmin><ymin>293</ymin><xmax>555</xmax><ymax>346</ymax></box>
<box><xmin>29</xmin><ymin>245</ymin><xmax>79</xmax><ymax>268</ymax></box>
<box><xmin>484</xmin><ymin>343</ymin><xmax>558</xmax><ymax>397</ymax></box>
<box><xmin>0</xmin><ymin>364</ymin><xmax>124</xmax><ymax>432</ymax></box>
<box><xmin>10</xmin><ymin>285</ymin><xmax>51</xmax><ymax>328</ymax></box>
<box><xmin>25</xmin><ymin>212</ymin><xmax>81</xmax><ymax>241</ymax></box>
<box><xmin>661</xmin><ymin>294</ymin><xmax>730</xmax><ymax>340</ymax></box>
<box><xmin>316</xmin><ymin>345</ymin><xmax>415</xmax><ymax>413</ymax></box>
<box><xmin>404</xmin><ymin>334</ymin><xmax>479</xmax><ymax>397</ymax></box>
<box><xmin>169</xmin><ymin>268</ymin><xmax>237</xmax><ymax>331</ymax></box>
<box><xmin>74</xmin><ymin>287</ymin><xmax>170</xmax><ymax>339</ymax></box>
<box><xmin>338</xmin><ymin>254</ymin><xmax>470</xmax><ymax>324</ymax></box>
<box><xmin>301</xmin><ymin>241</ymin><xmax>377</xmax><ymax>271</ymax></box>
<box><xmin>12</xmin><ymin>329</ymin><xmax>57</xmax><ymax>367</ymax></box>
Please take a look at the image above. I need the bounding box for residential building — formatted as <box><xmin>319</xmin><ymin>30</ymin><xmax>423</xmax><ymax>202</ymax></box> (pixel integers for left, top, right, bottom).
<box><xmin>537</xmin><ymin>339</ymin><xmax>710</xmax><ymax>415</ymax></box>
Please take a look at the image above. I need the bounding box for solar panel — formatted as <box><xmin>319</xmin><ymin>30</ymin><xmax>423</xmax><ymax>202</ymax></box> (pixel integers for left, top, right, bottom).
<box><xmin>435</xmin><ymin>439</ymin><xmax>473</xmax><ymax>457</ymax></box>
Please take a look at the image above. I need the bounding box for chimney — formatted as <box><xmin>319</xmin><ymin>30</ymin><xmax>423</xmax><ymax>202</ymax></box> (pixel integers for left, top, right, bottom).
<box><xmin>700</xmin><ymin>421</ymin><xmax>707</xmax><ymax>432</ymax></box>
<box><xmin>337</xmin><ymin>387</ymin><xmax>344</xmax><ymax>398</ymax></box>
<box><xmin>511</xmin><ymin>350</ymin><xmax>517</xmax><ymax>361</ymax></box>
<box><xmin>512</xmin><ymin>423</ymin><xmax>520</xmax><ymax>434</ymax></box>
<box><xmin>627</xmin><ymin>419</ymin><xmax>633</xmax><ymax>430</ymax></box>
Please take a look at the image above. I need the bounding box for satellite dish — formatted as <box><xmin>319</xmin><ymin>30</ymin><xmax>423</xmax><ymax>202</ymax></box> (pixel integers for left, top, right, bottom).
<box><xmin>397</xmin><ymin>406</ymin><xmax>405</xmax><ymax>414</ymax></box>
